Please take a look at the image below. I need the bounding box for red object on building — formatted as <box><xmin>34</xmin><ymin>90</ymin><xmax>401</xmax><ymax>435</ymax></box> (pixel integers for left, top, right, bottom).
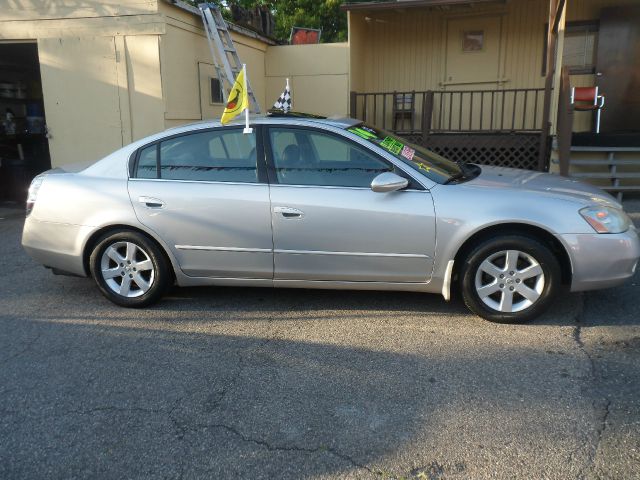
<box><xmin>290</xmin><ymin>27</ymin><xmax>321</xmax><ymax>45</ymax></box>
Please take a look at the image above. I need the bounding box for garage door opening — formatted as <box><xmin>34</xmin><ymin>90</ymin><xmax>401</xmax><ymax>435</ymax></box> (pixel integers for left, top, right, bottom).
<box><xmin>0</xmin><ymin>42</ymin><xmax>51</xmax><ymax>203</ymax></box>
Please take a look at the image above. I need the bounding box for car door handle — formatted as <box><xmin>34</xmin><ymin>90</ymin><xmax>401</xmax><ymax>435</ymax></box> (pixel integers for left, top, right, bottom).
<box><xmin>273</xmin><ymin>206</ymin><xmax>304</xmax><ymax>218</ymax></box>
<box><xmin>138</xmin><ymin>196</ymin><xmax>165</xmax><ymax>209</ymax></box>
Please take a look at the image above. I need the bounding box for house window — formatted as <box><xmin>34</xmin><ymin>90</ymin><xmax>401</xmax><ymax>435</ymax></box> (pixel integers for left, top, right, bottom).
<box><xmin>210</xmin><ymin>77</ymin><xmax>224</xmax><ymax>104</ymax></box>
<box><xmin>562</xmin><ymin>22</ymin><xmax>598</xmax><ymax>74</ymax></box>
<box><xmin>542</xmin><ymin>21</ymin><xmax>599</xmax><ymax>75</ymax></box>
<box><xmin>462</xmin><ymin>31</ymin><xmax>484</xmax><ymax>52</ymax></box>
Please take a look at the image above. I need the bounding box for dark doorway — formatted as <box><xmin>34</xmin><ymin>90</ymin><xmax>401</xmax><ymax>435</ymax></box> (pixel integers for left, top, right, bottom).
<box><xmin>596</xmin><ymin>6</ymin><xmax>640</xmax><ymax>134</ymax></box>
<box><xmin>0</xmin><ymin>42</ymin><xmax>51</xmax><ymax>203</ymax></box>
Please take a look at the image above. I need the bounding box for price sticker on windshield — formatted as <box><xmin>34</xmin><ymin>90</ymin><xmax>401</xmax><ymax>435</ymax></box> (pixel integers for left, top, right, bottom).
<box><xmin>401</xmin><ymin>145</ymin><xmax>415</xmax><ymax>161</ymax></box>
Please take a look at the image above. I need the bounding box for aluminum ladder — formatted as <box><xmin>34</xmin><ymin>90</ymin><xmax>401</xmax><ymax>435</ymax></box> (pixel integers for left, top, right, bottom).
<box><xmin>199</xmin><ymin>3</ymin><xmax>261</xmax><ymax>113</ymax></box>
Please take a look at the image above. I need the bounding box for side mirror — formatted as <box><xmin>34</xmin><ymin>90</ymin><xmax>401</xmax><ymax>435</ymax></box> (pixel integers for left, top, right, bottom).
<box><xmin>371</xmin><ymin>172</ymin><xmax>409</xmax><ymax>193</ymax></box>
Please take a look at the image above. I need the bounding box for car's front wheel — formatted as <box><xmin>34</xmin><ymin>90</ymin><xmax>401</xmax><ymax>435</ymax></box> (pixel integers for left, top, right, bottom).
<box><xmin>89</xmin><ymin>230</ymin><xmax>170</xmax><ymax>307</ymax></box>
<box><xmin>460</xmin><ymin>235</ymin><xmax>561</xmax><ymax>323</ymax></box>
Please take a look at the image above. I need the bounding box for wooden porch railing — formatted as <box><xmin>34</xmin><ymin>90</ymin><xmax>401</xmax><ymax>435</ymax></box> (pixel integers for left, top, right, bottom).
<box><xmin>350</xmin><ymin>88</ymin><xmax>549</xmax><ymax>171</ymax></box>
<box><xmin>350</xmin><ymin>88</ymin><xmax>546</xmax><ymax>134</ymax></box>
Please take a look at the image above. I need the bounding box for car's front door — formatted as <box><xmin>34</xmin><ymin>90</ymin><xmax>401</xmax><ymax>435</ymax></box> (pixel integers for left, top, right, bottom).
<box><xmin>265</xmin><ymin>126</ymin><xmax>436</xmax><ymax>283</ymax></box>
<box><xmin>128</xmin><ymin>127</ymin><xmax>273</xmax><ymax>279</ymax></box>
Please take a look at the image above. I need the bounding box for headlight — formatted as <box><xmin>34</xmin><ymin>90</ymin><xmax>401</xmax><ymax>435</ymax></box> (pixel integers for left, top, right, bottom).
<box><xmin>579</xmin><ymin>206</ymin><xmax>631</xmax><ymax>234</ymax></box>
<box><xmin>26</xmin><ymin>175</ymin><xmax>45</xmax><ymax>216</ymax></box>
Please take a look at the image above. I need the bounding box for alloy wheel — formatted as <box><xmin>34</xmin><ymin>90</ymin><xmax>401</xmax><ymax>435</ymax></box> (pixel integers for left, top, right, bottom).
<box><xmin>474</xmin><ymin>249</ymin><xmax>545</xmax><ymax>313</ymax></box>
<box><xmin>100</xmin><ymin>241</ymin><xmax>155</xmax><ymax>298</ymax></box>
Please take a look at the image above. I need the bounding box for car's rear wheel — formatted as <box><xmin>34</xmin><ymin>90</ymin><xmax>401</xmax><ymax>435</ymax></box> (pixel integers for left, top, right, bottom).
<box><xmin>89</xmin><ymin>230</ymin><xmax>170</xmax><ymax>307</ymax></box>
<box><xmin>460</xmin><ymin>235</ymin><xmax>561</xmax><ymax>323</ymax></box>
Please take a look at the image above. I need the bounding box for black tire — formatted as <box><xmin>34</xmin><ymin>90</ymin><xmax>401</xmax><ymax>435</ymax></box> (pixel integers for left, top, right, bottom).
<box><xmin>460</xmin><ymin>235</ymin><xmax>561</xmax><ymax>323</ymax></box>
<box><xmin>89</xmin><ymin>230</ymin><xmax>171</xmax><ymax>308</ymax></box>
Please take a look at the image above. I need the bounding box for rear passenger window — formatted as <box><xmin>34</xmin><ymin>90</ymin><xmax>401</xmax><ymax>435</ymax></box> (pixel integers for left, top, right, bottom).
<box><xmin>135</xmin><ymin>129</ymin><xmax>258</xmax><ymax>183</ymax></box>
<box><xmin>136</xmin><ymin>145</ymin><xmax>157</xmax><ymax>179</ymax></box>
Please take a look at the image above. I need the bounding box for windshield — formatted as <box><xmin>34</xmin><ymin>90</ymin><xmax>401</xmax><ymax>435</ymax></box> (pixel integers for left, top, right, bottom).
<box><xmin>345</xmin><ymin>123</ymin><xmax>462</xmax><ymax>184</ymax></box>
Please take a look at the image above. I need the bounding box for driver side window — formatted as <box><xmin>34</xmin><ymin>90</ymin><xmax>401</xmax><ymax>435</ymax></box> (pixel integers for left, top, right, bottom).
<box><xmin>269</xmin><ymin>128</ymin><xmax>392</xmax><ymax>188</ymax></box>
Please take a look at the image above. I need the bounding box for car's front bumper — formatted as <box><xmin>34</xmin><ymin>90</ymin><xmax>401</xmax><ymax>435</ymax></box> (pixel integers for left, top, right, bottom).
<box><xmin>558</xmin><ymin>228</ymin><xmax>640</xmax><ymax>292</ymax></box>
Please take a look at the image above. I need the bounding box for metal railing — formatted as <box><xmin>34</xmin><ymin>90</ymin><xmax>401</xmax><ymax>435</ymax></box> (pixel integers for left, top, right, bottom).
<box><xmin>350</xmin><ymin>88</ymin><xmax>546</xmax><ymax>134</ymax></box>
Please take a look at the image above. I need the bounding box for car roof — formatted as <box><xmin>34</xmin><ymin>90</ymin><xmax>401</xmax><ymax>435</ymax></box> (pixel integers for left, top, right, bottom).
<box><xmin>164</xmin><ymin>112</ymin><xmax>361</xmax><ymax>135</ymax></box>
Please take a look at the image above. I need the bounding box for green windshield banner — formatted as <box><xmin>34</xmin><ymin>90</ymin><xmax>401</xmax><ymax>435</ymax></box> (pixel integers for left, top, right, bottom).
<box><xmin>380</xmin><ymin>136</ymin><xmax>404</xmax><ymax>155</ymax></box>
<box><xmin>347</xmin><ymin>125</ymin><xmax>454</xmax><ymax>180</ymax></box>
<box><xmin>348</xmin><ymin>127</ymin><xmax>378</xmax><ymax>141</ymax></box>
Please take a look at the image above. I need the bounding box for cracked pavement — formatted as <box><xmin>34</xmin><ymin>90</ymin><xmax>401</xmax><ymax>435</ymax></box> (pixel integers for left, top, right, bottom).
<box><xmin>1</xmin><ymin>200</ymin><xmax>640</xmax><ymax>479</ymax></box>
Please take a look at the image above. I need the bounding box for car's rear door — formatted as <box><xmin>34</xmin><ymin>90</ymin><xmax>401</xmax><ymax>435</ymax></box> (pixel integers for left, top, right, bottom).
<box><xmin>265</xmin><ymin>125</ymin><xmax>436</xmax><ymax>283</ymax></box>
<box><xmin>128</xmin><ymin>126</ymin><xmax>273</xmax><ymax>279</ymax></box>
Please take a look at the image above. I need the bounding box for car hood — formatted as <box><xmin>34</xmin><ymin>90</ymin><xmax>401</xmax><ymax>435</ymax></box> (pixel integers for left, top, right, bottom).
<box><xmin>465</xmin><ymin>165</ymin><xmax>621</xmax><ymax>208</ymax></box>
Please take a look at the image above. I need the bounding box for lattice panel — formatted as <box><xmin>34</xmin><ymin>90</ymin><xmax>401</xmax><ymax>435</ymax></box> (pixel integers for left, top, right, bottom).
<box><xmin>400</xmin><ymin>133</ymin><xmax>545</xmax><ymax>171</ymax></box>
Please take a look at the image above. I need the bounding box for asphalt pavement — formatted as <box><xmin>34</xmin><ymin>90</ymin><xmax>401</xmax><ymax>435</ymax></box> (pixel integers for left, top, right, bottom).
<box><xmin>1</xmin><ymin>201</ymin><xmax>639</xmax><ymax>479</ymax></box>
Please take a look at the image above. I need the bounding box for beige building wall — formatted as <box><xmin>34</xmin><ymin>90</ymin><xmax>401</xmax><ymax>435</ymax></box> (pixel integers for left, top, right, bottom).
<box><xmin>0</xmin><ymin>1</ymin><xmax>272</xmax><ymax>167</ymax></box>
<box><xmin>265</xmin><ymin>43</ymin><xmax>349</xmax><ymax>117</ymax></box>
<box><xmin>0</xmin><ymin>2</ymin><xmax>164</xmax><ymax>40</ymax></box>
<box><xmin>348</xmin><ymin>2</ymin><xmax>545</xmax><ymax>94</ymax></box>
<box><xmin>347</xmin><ymin>11</ymin><xmax>366</xmax><ymax>95</ymax></box>
<box><xmin>0</xmin><ymin>0</ymin><xmax>166</xmax><ymax>167</ymax></box>
<box><xmin>36</xmin><ymin>33</ymin><xmax>165</xmax><ymax>167</ymax></box>
<box><xmin>347</xmin><ymin>0</ymin><xmax>634</xmax><ymax>134</ymax></box>
<box><xmin>158</xmin><ymin>3</ymin><xmax>268</xmax><ymax>129</ymax></box>
<box><xmin>38</xmin><ymin>36</ymin><xmax>124</xmax><ymax>167</ymax></box>
<box><xmin>124</xmin><ymin>35</ymin><xmax>165</xmax><ymax>142</ymax></box>
<box><xmin>347</xmin><ymin>1</ymin><xmax>549</xmax><ymax>129</ymax></box>
<box><xmin>348</xmin><ymin>0</ymin><xmax>636</xmax><ymax>93</ymax></box>
<box><xmin>0</xmin><ymin>0</ymin><xmax>158</xmax><ymax>21</ymax></box>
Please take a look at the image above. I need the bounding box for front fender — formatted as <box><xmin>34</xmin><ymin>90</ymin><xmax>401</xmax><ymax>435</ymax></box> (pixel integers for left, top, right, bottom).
<box><xmin>429</xmin><ymin>185</ymin><xmax>591</xmax><ymax>294</ymax></box>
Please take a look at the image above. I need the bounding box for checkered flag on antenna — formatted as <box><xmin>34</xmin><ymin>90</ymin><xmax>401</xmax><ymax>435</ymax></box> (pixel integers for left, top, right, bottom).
<box><xmin>272</xmin><ymin>79</ymin><xmax>292</xmax><ymax>113</ymax></box>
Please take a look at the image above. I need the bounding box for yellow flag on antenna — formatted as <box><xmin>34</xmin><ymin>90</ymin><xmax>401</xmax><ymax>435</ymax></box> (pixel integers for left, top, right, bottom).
<box><xmin>221</xmin><ymin>67</ymin><xmax>249</xmax><ymax>125</ymax></box>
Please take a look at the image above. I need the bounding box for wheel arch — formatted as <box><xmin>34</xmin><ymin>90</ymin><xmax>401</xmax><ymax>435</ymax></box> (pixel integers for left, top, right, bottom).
<box><xmin>82</xmin><ymin>224</ymin><xmax>176</xmax><ymax>281</ymax></box>
<box><xmin>451</xmin><ymin>223</ymin><xmax>573</xmax><ymax>289</ymax></box>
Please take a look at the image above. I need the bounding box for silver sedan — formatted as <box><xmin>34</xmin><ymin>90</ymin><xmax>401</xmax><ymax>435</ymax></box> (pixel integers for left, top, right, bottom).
<box><xmin>22</xmin><ymin>115</ymin><xmax>640</xmax><ymax>322</ymax></box>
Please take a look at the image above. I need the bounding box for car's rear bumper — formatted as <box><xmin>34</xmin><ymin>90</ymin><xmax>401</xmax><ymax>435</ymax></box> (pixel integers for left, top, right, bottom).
<box><xmin>22</xmin><ymin>216</ymin><xmax>90</xmax><ymax>277</ymax></box>
<box><xmin>559</xmin><ymin>228</ymin><xmax>640</xmax><ymax>292</ymax></box>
